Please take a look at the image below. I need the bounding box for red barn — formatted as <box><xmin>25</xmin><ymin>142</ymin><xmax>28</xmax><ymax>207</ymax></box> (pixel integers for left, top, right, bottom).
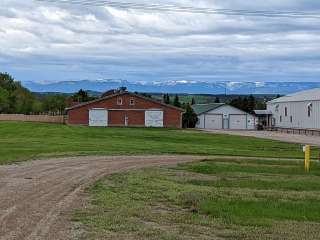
<box><xmin>66</xmin><ymin>92</ymin><xmax>184</xmax><ymax>128</ymax></box>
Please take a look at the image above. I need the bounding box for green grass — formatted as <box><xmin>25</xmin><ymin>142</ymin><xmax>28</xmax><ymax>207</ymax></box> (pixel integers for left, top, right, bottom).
<box><xmin>74</xmin><ymin>158</ymin><xmax>320</xmax><ymax>240</ymax></box>
<box><xmin>182</xmin><ymin>160</ymin><xmax>320</xmax><ymax>176</ymax></box>
<box><xmin>0</xmin><ymin>121</ymin><xmax>313</xmax><ymax>164</ymax></box>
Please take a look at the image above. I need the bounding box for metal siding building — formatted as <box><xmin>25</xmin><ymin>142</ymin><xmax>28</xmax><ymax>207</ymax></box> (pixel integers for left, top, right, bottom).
<box><xmin>267</xmin><ymin>88</ymin><xmax>320</xmax><ymax>130</ymax></box>
<box><xmin>193</xmin><ymin>103</ymin><xmax>256</xmax><ymax>130</ymax></box>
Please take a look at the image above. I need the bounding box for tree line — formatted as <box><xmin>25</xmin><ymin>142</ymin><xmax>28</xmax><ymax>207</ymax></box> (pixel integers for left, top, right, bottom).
<box><xmin>0</xmin><ymin>73</ymin><xmax>96</xmax><ymax>115</ymax></box>
<box><xmin>0</xmin><ymin>72</ymin><xmax>269</xmax><ymax>128</ymax></box>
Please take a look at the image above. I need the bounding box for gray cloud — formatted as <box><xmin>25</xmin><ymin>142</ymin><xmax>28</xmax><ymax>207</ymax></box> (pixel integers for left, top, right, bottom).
<box><xmin>1</xmin><ymin>0</ymin><xmax>320</xmax><ymax>83</ymax></box>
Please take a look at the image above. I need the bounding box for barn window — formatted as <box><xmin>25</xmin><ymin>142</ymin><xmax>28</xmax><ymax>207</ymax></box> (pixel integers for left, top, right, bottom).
<box><xmin>130</xmin><ymin>97</ymin><xmax>135</xmax><ymax>105</ymax></box>
<box><xmin>280</xmin><ymin>116</ymin><xmax>282</xmax><ymax>122</ymax></box>
<box><xmin>290</xmin><ymin>116</ymin><xmax>293</xmax><ymax>123</ymax></box>
<box><xmin>117</xmin><ymin>97</ymin><xmax>123</xmax><ymax>105</ymax></box>
<box><xmin>285</xmin><ymin>107</ymin><xmax>288</xmax><ymax>117</ymax></box>
<box><xmin>307</xmin><ymin>103</ymin><xmax>312</xmax><ymax>117</ymax></box>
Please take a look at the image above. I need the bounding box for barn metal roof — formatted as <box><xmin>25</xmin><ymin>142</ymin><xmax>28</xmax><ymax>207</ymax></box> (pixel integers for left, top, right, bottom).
<box><xmin>268</xmin><ymin>88</ymin><xmax>320</xmax><ymax>104</ymax></box>
<box><xmin>65</xmin><ymin>92</ymin><xmax>184</xmax><ymax>112</ymax></box>
<box><xmin>191</xmin><ymin>103</ymin><xmax>225</xmax><ymax>115</ymax></box>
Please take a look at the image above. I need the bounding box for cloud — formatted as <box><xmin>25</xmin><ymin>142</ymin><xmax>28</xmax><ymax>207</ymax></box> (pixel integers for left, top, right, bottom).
<box><xmin>0</xmin><ymin>0</ymin><xmax>320</xmax><ymax>83</ymax></box>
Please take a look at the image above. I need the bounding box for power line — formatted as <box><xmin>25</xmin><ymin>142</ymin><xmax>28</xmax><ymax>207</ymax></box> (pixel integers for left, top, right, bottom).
<box><xmin>34</xmin><ymin>0</ymin><xmax>320</xmax><ymax>19</ymax></box>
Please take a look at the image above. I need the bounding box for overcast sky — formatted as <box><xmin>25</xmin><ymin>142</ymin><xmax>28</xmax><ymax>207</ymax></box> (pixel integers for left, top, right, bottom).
<box><xmin>1</xmin><ymin>0</ymin><xmax>320</xmax><ymax>83</ymax></box>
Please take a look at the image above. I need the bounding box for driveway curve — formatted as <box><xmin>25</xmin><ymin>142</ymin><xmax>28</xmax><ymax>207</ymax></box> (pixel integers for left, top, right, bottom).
<box><xmin>0</xmin><ymin>155</ymin><xmax>209</xmax><ymax>240</ymax></box>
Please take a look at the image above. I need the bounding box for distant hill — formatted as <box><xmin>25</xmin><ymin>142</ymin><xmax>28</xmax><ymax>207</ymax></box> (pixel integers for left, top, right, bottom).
<box><xmin>22</xmin><ymin>79</ymin><xmax>320</xmax><ymax>95</ymax></box>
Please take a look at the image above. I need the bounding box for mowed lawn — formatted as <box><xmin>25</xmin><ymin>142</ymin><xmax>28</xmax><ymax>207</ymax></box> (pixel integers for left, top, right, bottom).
<box><xmin>0</xmin><ymin>122</ymin><xmax>312</xmax><ymax>164</ymax></box>
<box><xmin>74</xmin><ymin>158</ymin><xmax>320</xmax><ymax>240</ymax></box>
<box><xmin>0</xmin><ymin>122</ymin><xmax>310</xmax><ymax>164</ymax></box>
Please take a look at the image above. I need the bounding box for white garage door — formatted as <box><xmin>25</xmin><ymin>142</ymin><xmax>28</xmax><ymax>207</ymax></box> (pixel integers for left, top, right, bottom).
<box><xmin>205</xmin><ymin>115</ymin><xmax>223</xmax><ymax>129</ymax></box>
<box><xmin>145</xmin><ymin>110</ymin><xmax>163</xmax><ymax>127</ymax></box>
<box><xmin>89</xmin><ymin>109</ymin><xmax>108</xmax><ymax>127</ymax></box>
<box><xmin>229</xmin><ymin>115</ymin><xmax>247</xmax><ymax>129</ymax></box>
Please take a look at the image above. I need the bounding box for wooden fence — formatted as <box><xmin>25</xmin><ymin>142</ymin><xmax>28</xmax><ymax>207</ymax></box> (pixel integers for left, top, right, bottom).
<box><xmin>0</xmin><ymin>114</ymin><xmax>65</xmax><ymax>124</ymax></box>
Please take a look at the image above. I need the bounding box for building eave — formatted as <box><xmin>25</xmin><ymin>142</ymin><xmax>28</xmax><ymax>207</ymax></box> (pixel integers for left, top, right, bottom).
<box><xmin>65</xmin><ymin>92</ymin><xmax>185</xmax><ymax>112</ymax></box>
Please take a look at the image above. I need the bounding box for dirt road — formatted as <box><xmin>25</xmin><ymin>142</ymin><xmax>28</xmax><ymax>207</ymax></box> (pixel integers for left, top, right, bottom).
<box><xmin>201</xmin><ymin>129</ymin><xmax>320</xmax><ymax>146</ymax></box>
<box><xmin>0</xmin><ymin>155</ymin><xmax>209</xmax><ymax>240</ymax></box>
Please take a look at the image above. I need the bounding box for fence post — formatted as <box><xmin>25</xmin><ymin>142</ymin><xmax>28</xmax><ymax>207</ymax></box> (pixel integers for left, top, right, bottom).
<box><xmin>304</xmin><ymin>145</ymin><xmax>311</xmax><ymax>173</ymax></box>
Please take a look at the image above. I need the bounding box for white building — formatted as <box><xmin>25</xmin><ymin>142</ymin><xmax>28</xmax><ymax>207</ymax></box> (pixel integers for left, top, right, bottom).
<box><xmin>193</xmin><ymin>103</ymin><xmax>256</xmax><ymax>130</ymax></box>
<box><xmin>267</xmin><ymin>88</ymin><xmax>320</xmax><ymax>130</ymax></box>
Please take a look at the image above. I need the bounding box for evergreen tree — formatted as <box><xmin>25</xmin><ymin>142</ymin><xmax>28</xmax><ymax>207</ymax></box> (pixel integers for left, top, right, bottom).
<box><xmin>182</xmin><ymin>103</ymin><xmax>198</xmax><ymax>128</ymax></box>
<box><xmin>214</xmin><ymin>97</ymin><xmax>220</xmax><ymax>103</ymax></box>
<box><xmin>173</xmin><ymin>95</ymin><xmax>181</xmax><ymax>108</ymax></box>
<box><xmin>191</xmin><ymin>97</ymin><xmax>196</xmax><ymax>105</ymax></box>
<box><xmin>242</xmin><ymin>97</ymin><xmax>249</xmax><ymax>112</ymax></box>
<box><xmin>72</xmin><ymin>89</ymin><xmax>90</xmax><ymax>103</ymax></box>
<box><xmin>119</xmin><ymin>86</ymin><xmax>127</xmax><ymax>92</ymax></box>
<box><xmin>163</xmin><ymin>94</ymin><xmax>170</xmax><ymax>104</ymax></box>
<box><xmin>248</xmin><ymin>95</ymin><xmax>256</xmax><ymax>112</ymax></box>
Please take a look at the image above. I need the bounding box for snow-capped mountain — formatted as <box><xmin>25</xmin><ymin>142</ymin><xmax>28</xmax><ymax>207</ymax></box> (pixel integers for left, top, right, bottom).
<box><xmin>22</xmin><ymin>79</ymin><xmax>320</xmax><ymax>95</ymax></box>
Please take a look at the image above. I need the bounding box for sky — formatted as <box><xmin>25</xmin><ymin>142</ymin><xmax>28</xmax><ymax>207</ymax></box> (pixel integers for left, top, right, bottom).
<box><xmin>1</xmin><ymin>0</ymin><xmax>320</xmax><ymax>84</ymax></box>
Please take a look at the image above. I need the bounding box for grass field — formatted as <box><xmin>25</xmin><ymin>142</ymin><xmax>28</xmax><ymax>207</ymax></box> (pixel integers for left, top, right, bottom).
<box><xmin>74</xmin><ymin>158</ymin><xmax>320</xmax><ymax>240</ymax></box>
<box><xmin>0</xmin><ymin>122</ymin><xmax>311</xmax><ymax>164</ymax></box>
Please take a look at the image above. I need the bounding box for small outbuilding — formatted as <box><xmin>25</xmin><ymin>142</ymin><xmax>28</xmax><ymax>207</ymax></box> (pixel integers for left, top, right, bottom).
<box><xmin>66</xmin><ymin>91</ymin><xmax>184</xmax><ymax>128</ymax></box>
<box><xmin>192</xmin><ymin>103</ymin><xmax>256</xmax><ymax>130</ymax></box>
<box><xmin>254</xmin><ymin>110</ymin><xmax>273</xmax><ymax>130</ymax></box>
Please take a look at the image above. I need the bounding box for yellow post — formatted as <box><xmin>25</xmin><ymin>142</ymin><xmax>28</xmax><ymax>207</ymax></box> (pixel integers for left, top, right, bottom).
<box><xmin>304</xmin><ymin>145</ymin><xmax>311</xmax><ymax>173</ymax></box>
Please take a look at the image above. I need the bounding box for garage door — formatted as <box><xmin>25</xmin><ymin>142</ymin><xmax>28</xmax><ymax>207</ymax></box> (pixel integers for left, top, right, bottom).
<box><xmin>205</xmin><ymin>115</ymin><xmax>223</xmax><ymax>129</ymax></box>
<box><xmin>89</xmin><ymin>109</ymin><xmax>108</xmax><ymax>127</ymax></box>
<box><xmin>229</xmin><ymin>115</ymin><xmax>247</xmax><ymax>129</ymax></box>
<box><xmin>145</xmin><ymin>110</ymin><xmax>163</xmax><ymax>127</ymax></box>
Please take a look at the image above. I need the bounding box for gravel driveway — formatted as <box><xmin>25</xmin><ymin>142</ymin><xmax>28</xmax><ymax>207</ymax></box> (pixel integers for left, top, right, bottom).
<box><xmin>0</xmin><ymin>155</ymin><xmax>209</xmax><ymax>240</ymax></box>
<box><xmin>201</xmin><ymin>129</ymin><xmax>320</xmax><ymax>146</ymax></box>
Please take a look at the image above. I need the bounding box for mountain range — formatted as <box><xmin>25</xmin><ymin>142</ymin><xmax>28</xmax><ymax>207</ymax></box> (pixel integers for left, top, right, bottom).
<box><xmin>22</xmin><ymin>80</ymin><xmax>320</xmax><ymax>95</ymax></box>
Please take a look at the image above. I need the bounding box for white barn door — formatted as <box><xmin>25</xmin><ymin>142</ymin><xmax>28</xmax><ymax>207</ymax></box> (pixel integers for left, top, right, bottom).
<box><xmin>89</xmin><ymin>109</ymin><xmax>108</xmax><ymax>127</ymax></box>
<box><xmin>145</xmin><ymin>110</ymin><xmax>163</xmax><ymax>127</ymax></box>
<box><xmin>229</xmin><ymin>115</ymin><xmax>247</xmax><ymax>129</ymax></box>
<box><xmin>205</xmin><ymin>115</ymin><xmax>223</xmax><ymax>129</ymax></box>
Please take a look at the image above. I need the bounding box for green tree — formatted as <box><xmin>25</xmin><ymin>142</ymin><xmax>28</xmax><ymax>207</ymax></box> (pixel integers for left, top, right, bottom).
<box><xmin>182</xmin><ymin>103</ymin><xmax>198</xmax><ymax>128</ymax></box>
<box><xmin>163</xmin><ymin>94</ymin><xmax>170</xmax><ymax>104</ymax></box>
<box><xmin>72</xmin><ymin>89</ymin><xmax>90</xmax><ymax>103</ymax></box>
<box><xmin>31</xmin><ymin>100</ymin><xmax>44</xmax><ymax>114</ymax></box>
<box><xmin>119</xmin><ymin>86</ymin><xmax>127</xmax><ymax>92</ymax></box>
<box><xmin>191</xmin><ymin>97</ymin><xmax>196</xmax><ymax>105</ymax></box>
<box><xmin>256</xmin><ymin>100</ymin><xmax>267</xmax><ymax>110</ymax></box>
<box><xmin>214</xmin><ymin>97</ymin><xmax>220</xmax><ymax>103</ymax></box>
<box><xmin>12</xmin><ymin>86</ymin><xmax>35</xmax><ymax>114</ymax></box>
<box><xmin>43</xmin><ymin>95</ymin><xmax>67</xmax><ymax>115</ymax></box>
<box><xmin>248</xmin><ymin>95</ymin><xmax>256</xmax><ymax>112</ymax></box>
<box><xmin>242</xmin><ymin>97</ymin><xmax>249</xmax><ymax>112</ymax></box>
<box><xmin>0</xmin><ymin>73</ymin><xmax>16</xmax><ymax>92</ymax></box>
<box><xmin>0</xmin><ymin>88</ymin><xmax>10</xmax><ymax>113</ymax></box>
<box><xmin>0</xmin><ymin>72</ymin><xmax>36</xmax><ymax>114</ymax></box>
<box><xmin>173</xmin><ymin>95</ymin><xmax>181</xmax><ymax>108</ymax></box>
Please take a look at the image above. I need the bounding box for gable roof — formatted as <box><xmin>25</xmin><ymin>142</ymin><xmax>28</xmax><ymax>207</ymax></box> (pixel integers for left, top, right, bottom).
<box><xmin>65</xmin><ymin>92</ymin><xmax>184</xmax><ymax>112</ymax></box>
<box><xmin>268</xmin><ymin>88</ymin><xmax>320</xmax><ymax>104</ymax></box>
<box><xmin>191</xmin><ymin>103</ymin><xmax>225</xmax><ymax>115</ymax></box>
